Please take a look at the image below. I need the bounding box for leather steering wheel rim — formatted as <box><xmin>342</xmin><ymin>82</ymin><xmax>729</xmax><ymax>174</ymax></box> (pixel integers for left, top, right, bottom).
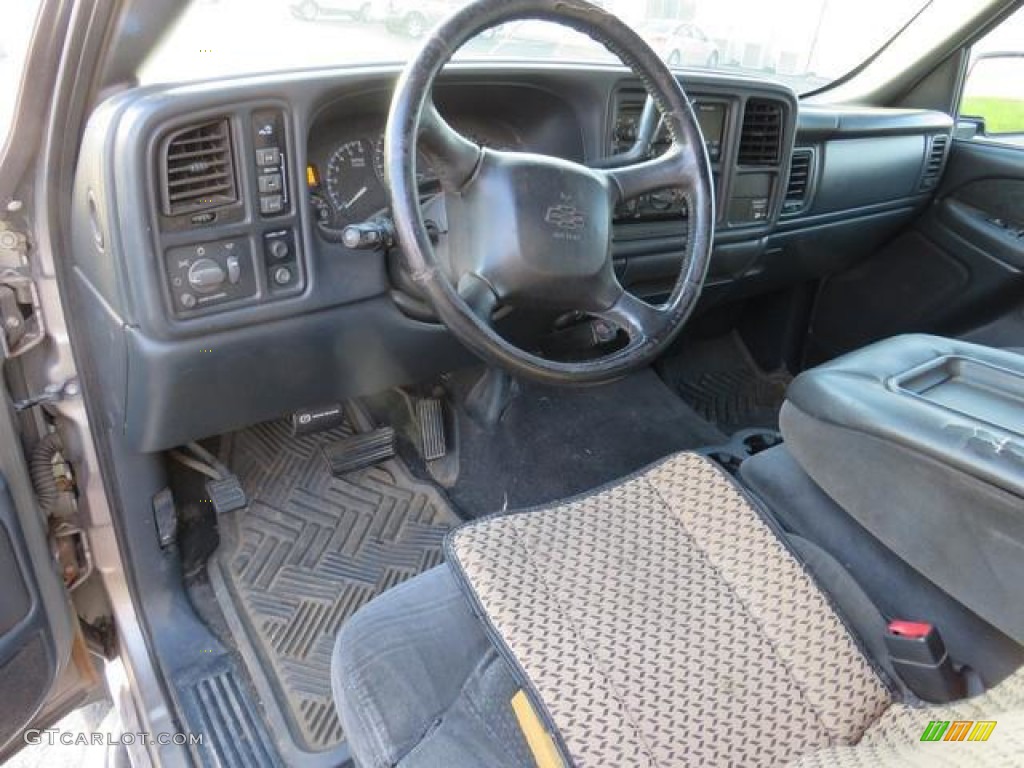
<box><xmin>385</xmin><ymin>0</ymin><xmax>715</xmax><ymax>385</ymax></box>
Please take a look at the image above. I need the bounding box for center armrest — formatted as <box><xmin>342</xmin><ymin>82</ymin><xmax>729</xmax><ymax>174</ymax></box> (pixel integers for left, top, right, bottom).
<box><xmin>782</xmin><ymin>334</ymin><xmax>1024</xmax><ymax>643</ymax></box>
<box><xmin>786</xmin><ymin>334</ymin><xmax>1024</xmax><ymax>497</ymax></box>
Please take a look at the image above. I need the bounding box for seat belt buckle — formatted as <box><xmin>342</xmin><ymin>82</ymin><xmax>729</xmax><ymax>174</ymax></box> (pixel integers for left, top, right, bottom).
<box><xmin>885</xmin><ymin>619</ymin><xmax>966</xmax><ymax>703</ymax></box>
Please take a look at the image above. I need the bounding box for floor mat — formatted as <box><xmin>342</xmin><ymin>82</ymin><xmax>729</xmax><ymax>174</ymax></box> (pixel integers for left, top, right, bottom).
<box><xmin>211</xmin><ymin>413</ymin><xmax>459</xmax><ymax>755</ymax></box>
<box><xmin>440</xmin><ymin>368</ymin><xmax>727</xmax><ymax>515</ymax></box>
<box><xmin>658</xmin><ymin>332</ymin><xmax>792</xmax><ymax>434</ymax></box>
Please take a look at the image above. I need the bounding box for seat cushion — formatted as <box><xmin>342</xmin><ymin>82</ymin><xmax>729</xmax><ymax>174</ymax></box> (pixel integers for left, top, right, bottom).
<box><xmin>447</xmin><ymin>453</ymin><xmax>892</xmax><ymax>768</ymax></box>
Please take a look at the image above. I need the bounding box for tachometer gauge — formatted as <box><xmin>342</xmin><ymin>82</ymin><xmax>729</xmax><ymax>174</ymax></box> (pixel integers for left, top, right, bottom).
<box><xmin>325</xmin><ymin>139</ymin><xmax>380</xmax><ymax>222</ymax></box>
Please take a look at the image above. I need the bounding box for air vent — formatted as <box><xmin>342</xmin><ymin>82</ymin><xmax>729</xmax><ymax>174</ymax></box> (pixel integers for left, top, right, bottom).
<box><xmin>160</xmin><ymin>119</ymin><xmax>237</xmax><ymax>217</ymax></box>
<box><xmin>612</xmin><ymin>89</ymin><xmax>647</xmax><ymax>152</ymax></box>
<box><xmin>920</xmin><ymin>134</ymin><xmax>949</xmax><ymax>191</ymax></box>
<box><xmin>782</xmin><ymin>149</ymin><xmax>814</xmax><ymax>215</ymax></box>
<box><xmin>738</xmin><ymin>99</ymin><xmax>783</xmax><ymax>166</ymax></box>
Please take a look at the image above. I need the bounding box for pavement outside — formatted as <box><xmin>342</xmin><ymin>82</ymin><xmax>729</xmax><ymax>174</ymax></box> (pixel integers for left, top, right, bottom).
<box><xmin>4</xmin><ymin>701</ymin><xmax>116</xmax><ymax>768</ymax></box>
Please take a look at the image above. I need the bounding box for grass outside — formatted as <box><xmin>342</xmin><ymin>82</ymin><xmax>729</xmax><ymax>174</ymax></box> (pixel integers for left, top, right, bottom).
<box><xmin>961</xmin><ymin>96</ymin><xmax>1024</xmax><ymax>135</ymax></box>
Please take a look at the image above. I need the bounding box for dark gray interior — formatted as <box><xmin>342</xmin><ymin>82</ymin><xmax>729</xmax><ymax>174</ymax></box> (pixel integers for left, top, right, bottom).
<box><xmin>62</xmin><ymin>54</ymin><xmax>1022</xmax><ymax>767</ymax></box>
<box><xmin>1</xmin><ymin>0</ymin><xmax>1017</xmax><ymax>763</ymax></box>
<box><xmin>68</xmin><ymin>65</ymin><xmax>953</xmax><ymax>451</ymax></box>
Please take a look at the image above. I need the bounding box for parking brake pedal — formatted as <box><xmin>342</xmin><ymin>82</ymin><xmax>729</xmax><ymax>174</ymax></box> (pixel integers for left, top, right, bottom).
<box><xmin>206</xmin><ymin>476</ymin><xmax>247</xmax><ymax>516</ymax></box>
<box><xmin>417</xmin><ymin>398</ymin><xmax>447</xmax><ymax>462</ymax></box>
<box><xmin>168</xmin><ymin>444</ymin><xmax>248</xmax><ymax>515</ymax></box>
<box><xmin>322</xmin><ymin>427</ymin><xmax>396</xmax><ymax>476</ymax></box>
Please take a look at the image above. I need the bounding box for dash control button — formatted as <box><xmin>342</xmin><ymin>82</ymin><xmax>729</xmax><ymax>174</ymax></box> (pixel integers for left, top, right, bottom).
<box><xmin>268</xmin><ymin>239</ymin><xmax>290</xmax><ymax>261</ymax></box>
<box><xmin>226</xmin><ymin>255</ymin><xmax>241</xmax><ymax>284</ymax></box>
<box><xmin>273</xmin><ymin>267</ymin><xmax>293</xmax><ymax>286</ymax></box>
<box><xmin>188</xmin><ymin>258</ymin><xmax>227</xmax><ymax>293</ymax></box>
<box><xmin>259</xmin><ymin>173</ymin><xmax>283</xmax><ymax>193</ymax></box>
<box><xmin>256</xmin><ymin>147</ymin><xmax>281</xmax><ymax>167</ymax></box>
<box><xmin>260</xmin><ymin>195</ymin><xmax>284</xmax><ymax>215</ymax></box>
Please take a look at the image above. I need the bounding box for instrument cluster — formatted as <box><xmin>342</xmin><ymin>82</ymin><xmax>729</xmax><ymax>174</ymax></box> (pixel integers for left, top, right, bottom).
<box><xmin>307</xmin><ymin>116</ymin><xmax>522</xmax><ymax>227</ymax></box>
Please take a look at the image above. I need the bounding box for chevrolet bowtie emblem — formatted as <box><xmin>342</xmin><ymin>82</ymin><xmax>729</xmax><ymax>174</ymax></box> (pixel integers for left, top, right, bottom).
<box><xmin>544</xmin><ymin>197</ymin><xmax>586</xmax><ymax>232</ymax></box>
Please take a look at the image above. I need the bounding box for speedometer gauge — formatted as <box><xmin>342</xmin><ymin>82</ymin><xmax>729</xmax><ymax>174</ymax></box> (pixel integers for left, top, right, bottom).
<box><xmin>373</xmin><ymin>134</ymin><xmax>438</xmax><ymax>189</ymax></box>
<box><xmin>325</xmin><ymin>139</ymin><xmax>381</xmax><ymax>222</ymax></box>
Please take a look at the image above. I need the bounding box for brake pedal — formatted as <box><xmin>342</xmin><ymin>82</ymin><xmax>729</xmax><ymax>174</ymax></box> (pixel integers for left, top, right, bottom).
<box><xmin>417</xmin><ymin>398</ymin><xmax>447</xmax><ymax>462</ymax></box>
<box><xmin>322</xmin><ymin>427</ymin><xmax>396</xmax><ymax>476</ymax></box>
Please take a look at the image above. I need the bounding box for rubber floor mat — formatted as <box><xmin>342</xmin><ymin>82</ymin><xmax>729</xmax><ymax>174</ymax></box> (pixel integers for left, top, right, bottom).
<box><xmin>212</xmin><ymin>413</ymin><xmax>459</xmax><ymax>753</ymax></box>
<box><xmin>658</xmin><ymin>333</ymin><xmax>792</xmax><ymax>433</ymax></box>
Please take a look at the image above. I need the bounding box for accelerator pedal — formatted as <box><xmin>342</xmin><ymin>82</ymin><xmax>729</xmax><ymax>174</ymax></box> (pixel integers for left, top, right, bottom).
<box><xmin>321</xmin><ymin>427</ymin><xmax>396</xmax><ymax>476</ymax></box>
<box><xmin>417</xmin><ymin>398</ymin><xmax>447</xmax><ymax>462</ymax></box>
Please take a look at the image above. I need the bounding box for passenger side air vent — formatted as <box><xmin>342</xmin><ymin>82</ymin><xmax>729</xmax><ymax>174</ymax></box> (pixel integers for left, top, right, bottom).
<box><xmin>160</xmin><ymin>119</ymin><xmax>238</xmax><ymax>217</ymax></box>
<box><xmin>919</xmin><ymin>134</ymin><xmax>950</xmax><ymax>191</ymax></box>
<box><xmin>738</xmin><ymin>99</ymin><xmax>783</xmax><ymax>166</ymax></box>
<box><xmin>782</xmin><ymin>149</ymin><xmax>814</xmax><ymax>216</ymax></box>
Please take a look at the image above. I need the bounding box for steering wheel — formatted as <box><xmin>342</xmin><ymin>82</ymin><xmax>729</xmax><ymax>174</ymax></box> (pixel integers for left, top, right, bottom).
<box><xmin>385</xmin><ymin>0</ymin><xmax>714</xmax><ymax>385</ymax></box>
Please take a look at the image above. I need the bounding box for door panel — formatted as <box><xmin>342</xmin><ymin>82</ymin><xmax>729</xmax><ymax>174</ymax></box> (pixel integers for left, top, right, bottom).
<box><xmin>806</xmin><ymin>138</ymin><xmax>1024</xmax><ymax>363</ymax></box>
<box><xmin>0</xmin><ymin>387</ymin><xmax>83</xmax><ymax>758</ymax></box>
<box><xmin>0</xmin><ymin>0</ymin><xmax>97</xmax><ymax>754</ymax></box>
<box><xmin>0</xmin><ymin>470</ymin><xmax>71</xmax><ymax>752</ymax></box>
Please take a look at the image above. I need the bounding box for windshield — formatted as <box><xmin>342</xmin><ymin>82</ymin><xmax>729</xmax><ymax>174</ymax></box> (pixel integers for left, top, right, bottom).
<box><xmin>0</xmin><ymin>0</ymin><xmax>43</xmax><ymax>151</ymax></box>
<box><xmin>142</xmin><ymin>0</ymin><xmax>933</xmax><ymax>94</ymax></box>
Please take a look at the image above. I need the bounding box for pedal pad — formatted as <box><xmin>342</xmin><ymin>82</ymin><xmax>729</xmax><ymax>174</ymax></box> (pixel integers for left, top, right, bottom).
<box><xmin>322</xmin><ymin>427</ymin><xmax>395</xmax><ymax>476</ymax></box>
<box><xmin>152</xmin><ymin>488</ymin><xmax>178</xmax><ymax>548</ymax></box>
<box><xmin>206</xmin><ymin>475</ymin><xmax>247</xmax><ymax>515</ymax></box>
<box><xmin>291</xmin><ymin>403</ymin><xmax>346</xmax><ymax>436</ymax></box>
<box><xmin>417</xmin><ymin>398</ymin><xmax>447</xmax><ymax>462</ymax></box>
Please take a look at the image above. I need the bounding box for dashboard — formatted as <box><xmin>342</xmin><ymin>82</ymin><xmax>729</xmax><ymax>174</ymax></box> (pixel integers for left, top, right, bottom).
<box><xmin>70</xmin><ymin>64</ymin><xmax>953</xmax><ymax>452</ymax></box>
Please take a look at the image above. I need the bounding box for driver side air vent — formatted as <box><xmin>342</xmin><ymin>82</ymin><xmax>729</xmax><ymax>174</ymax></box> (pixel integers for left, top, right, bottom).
<box><xmin>782</xmin><ymin>149</ymin><xmax>814</xmax><ymax>216</ymax></box>
<box><xmin>738</xmin><ymin>99</ymin><xmax>783</xmax><ymax>166</ymax></box>
<box><xmin>919</xmin><ymin>134</ymin><xmax>950</xmax><ymax>191</ymax></box>
<box><xmin>160</xmin><ymin>119</ymin><xmax>238</xmax><ymax>217</ymax></box>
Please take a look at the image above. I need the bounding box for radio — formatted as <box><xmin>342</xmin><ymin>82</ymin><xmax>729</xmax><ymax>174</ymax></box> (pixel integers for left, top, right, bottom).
<box><xmin>615</xmin><ymin>188</ymin><xmax>688</xmax><ymax>222</ymax></box>
<box><xmin>611</xmin><ymin>95</ymin><xmax>725</xmax><ymax>223</ymax></box>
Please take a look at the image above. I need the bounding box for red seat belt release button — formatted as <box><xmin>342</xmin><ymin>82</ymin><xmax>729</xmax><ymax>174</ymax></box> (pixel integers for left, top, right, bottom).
<box><xmin>887</xmin><ymin>619</ymin><xmax>933</xmax><ymax>639</ymax></box>
<box><xmin>884</xmin><ymin>619</ymin><xmax>965</xmax><ymax>703</ymax></box>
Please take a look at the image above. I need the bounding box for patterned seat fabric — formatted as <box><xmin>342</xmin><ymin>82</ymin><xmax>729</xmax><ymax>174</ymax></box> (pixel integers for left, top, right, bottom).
<box><xmin>447</xmin><ymin>453</ymin><xmax>893</xmax><ymax>767</ymax></box>
<box><xmin>791</xmin><ymin>670</ymin><xmax>1024</xmax><ymax>767</ymax></box>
